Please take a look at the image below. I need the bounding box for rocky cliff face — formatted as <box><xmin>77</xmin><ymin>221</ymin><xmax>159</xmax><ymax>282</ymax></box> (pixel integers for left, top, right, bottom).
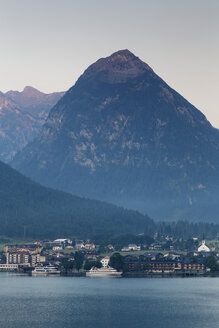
<box><xmin>0</xmin><ymin>88</ymin><xmax>64</xmax><ymax>162</ymax></box>
<box><xmin>11</xmin><ymin>50</ymin><xmax>219</xmax><ymax>221</ymax></box>
<box><xmin>0</xmin><ymin>92</ymin><xmax>41</xmax><ymax>162</ymax></box>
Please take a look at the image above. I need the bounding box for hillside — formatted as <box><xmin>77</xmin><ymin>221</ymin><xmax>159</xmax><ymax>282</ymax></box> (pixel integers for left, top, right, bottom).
<box><xmin>0</xmin><ymin>160</ymin><xmax>152</xmax><ymax>238</ymax></box>
<box><xmin>12</xmin><ymin>50</ymin><xmax>219</xmax><ymax>221</ymax></box>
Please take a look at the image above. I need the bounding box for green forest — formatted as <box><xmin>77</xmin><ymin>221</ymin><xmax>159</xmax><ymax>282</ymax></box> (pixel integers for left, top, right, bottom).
<box><xmin>0</xmin><ymin>161</ymin><xmax>153</xmax><ymax>238</ymax></box>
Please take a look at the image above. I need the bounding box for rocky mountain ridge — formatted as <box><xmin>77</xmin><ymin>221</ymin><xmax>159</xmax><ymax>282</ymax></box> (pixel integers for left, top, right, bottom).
<box><xmin>11</xmin><ymin>50</ymin><xmax>219</xmax><ymax>221</ymax></box>
<box><xmin>6</xmin><ymin>86</ymin><xmax>65</xmax><ymax>120</ymax></box>
<box><xmin>0</xmin><ymin>87</ymin><xmax>64</xmax><ymax>162</ymax></box>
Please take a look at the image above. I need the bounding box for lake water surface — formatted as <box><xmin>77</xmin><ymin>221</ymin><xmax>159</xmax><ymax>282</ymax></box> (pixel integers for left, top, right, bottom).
<box><xmin>0</xmin><ymin>273</ymin><xmax>218</xmax><ymax>328</ymax></box>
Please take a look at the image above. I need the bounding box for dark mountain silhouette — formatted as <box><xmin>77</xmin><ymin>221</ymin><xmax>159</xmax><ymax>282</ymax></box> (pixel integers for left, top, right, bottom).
<box><xmin>0</xmin><ymin>160</ymin><xmax>152</xmax><ymax>238</ymax></box>
<box><xmin>12</xmin><ymin>50</ymin><xmax>219</xmax><ymax>221</ymax></box>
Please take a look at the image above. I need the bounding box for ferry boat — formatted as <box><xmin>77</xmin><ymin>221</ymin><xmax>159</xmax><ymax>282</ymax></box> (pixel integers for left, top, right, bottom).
<box><xmin>31</xmin><ymin>265</ymin><xmax>60</xmax><ymax>276</ymax></box>
<box><xmin>86</xmin><ymin>266</ymin><xmax>122</xmax><ymax>277</ymax></box>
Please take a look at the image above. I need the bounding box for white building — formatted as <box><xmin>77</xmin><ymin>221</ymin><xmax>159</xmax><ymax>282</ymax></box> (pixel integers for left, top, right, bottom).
<box><xmin>6</xmin><ymin>252</ymin><xmax>30</xmax><ymax>265</ymax></box>
<box><xmin>54</xmin><ymin>239</ymin><xmax>72</xmax><ymax>244</ymax></box>
<box><xmin>6</xmin><ymin>252</ymin><xmax>44</xmax><ymax>267</ymax></box>
<box><xmin>101</xmin><ymin>256</ymin><xmax>110</xmax><ymax>268</ymax></box>
<box><xmin>198</xmin><ymin>240</ymin><xmax>210</xmax><ymax>252</ymax></box>
<box><xmin>52</xmin><ymin>246</ymin><xmax>63</xmax><ymax>251</ymax></box>
<box><xmin>122</xmin><ymin>244</ymin><xmax>141</xmax><ymax>251</ymax></box>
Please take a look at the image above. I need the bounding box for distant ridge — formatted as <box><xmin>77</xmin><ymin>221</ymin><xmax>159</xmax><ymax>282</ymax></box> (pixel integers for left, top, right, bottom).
<box><xmin>0</xmin><ymin>87</ymin><xmax>64</xmax><ymax>162</ymax></box>
<box><xmin>12</xmin><ymin>50</ymin><xmax>219</xmax><ymax>222</ymax></box>
<box><xmin>6</xmin><ymin>86</ymin><xmax>65</xmax><ymax>120</ymax></box>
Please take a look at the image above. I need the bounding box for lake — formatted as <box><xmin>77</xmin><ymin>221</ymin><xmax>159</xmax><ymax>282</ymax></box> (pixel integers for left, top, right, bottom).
<box><xmin>0</xmin><ymin>273</ymin><xmax>218</xmax><ymax>328</ymax></box>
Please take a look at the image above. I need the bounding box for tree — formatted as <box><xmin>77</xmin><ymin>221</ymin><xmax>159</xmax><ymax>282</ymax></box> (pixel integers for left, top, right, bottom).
<box><xmin>59</xmin><ymin>258</ymin><xmax>74</xmax><ymax>272</ymax></box>
<box><xmin>84</xmin><ymin>260</ymin><xmax>102</xmax><ymax>271</ymax></box>
<box><xmin>133</xmin><ymin>262</ymin><xmax>142</xmax><ymax>272</ymax></box>
<box><xmin>0</xmin><ymin>253</ymin><xmax>6</xmax><ymax>263</ymax></box>
<box><xmin>109</xmin><ymin>253</ymin><xmax>124</xmax><ymax>271</ymax></box>
<box><xmin>98</xmin><ymin>245</ymin><xmax>108</xmax><ymax>254</ymax></box>
<box><xmin>142</xmin><ymin>263</ymin><xmax>150</xmax><ymax>271</ymax></box>
<box><xmin>185</xmin><ymin>238</ymin><xmax>196</xmax><ymax>251</ymax></box>
<box><xmin>74</xmin><ymin>251</ymin><xmax>84</xmax><ymax>271</ymax></box>
<box><xmin>204</xmin><ymin>255</ymin><xmax>219</xmax><ymax>272</ymax></box>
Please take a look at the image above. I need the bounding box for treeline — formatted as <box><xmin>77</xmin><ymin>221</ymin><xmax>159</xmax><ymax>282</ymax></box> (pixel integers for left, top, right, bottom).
<box><xmin>90</xmin><ymin>233</ymin><xmax>154</xmax><ymax>250</ymax></box>
<box><xmin>91</xmin><ymin>221</ymin><xmax>219</xmax><ymax>247</ymax></box>
<box><xmin>153</xmin><ymin>221</ymin><xmax>219</xmax><ymax>240</ymax></box>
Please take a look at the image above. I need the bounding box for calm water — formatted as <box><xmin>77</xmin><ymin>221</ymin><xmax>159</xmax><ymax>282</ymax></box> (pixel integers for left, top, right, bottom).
<box><xmin>0</xmin><ymin>273</ymin><xmax>218</xmax><ymax>328</ymax></box>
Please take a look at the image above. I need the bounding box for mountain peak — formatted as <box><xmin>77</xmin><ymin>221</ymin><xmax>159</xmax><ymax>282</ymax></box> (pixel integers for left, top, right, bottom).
<box><xmin>107</xmin><ymin>49</ymin><xmax>137</xmax><ymax>61</ymax></box>
<box><xmin>23</xmin><ymin>86</ymin><xmax>43</xmax><ymax>96</ymax></box>
<box><xmin>82</xmin><ymin>49</ymin><xmax>153</xmax><ymax>83</ymax></box>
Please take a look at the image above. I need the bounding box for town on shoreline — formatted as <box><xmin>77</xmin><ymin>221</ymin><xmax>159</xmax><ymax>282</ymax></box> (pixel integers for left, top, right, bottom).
<box><xmin>0</xmin><ymin>233</ymin><xmax>219</xmax><ymax>277</ymax></box>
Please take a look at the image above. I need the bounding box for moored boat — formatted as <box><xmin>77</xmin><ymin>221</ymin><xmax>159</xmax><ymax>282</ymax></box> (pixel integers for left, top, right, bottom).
<box><xmin>32</xmin><ymin>265</ymin><xmax>60</xmax><ymax>276</ymax></box>
<box><xmin>86</xmin><ymin>266</ymin><xmax>122</xmax><ymax>277</ymax></box>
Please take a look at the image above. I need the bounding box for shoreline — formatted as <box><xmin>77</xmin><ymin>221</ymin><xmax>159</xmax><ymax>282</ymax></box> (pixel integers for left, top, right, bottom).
<box><xmin>1</xmin><ymin>271</ymin><xmax>219</xmax><ymax>278</ymax></box>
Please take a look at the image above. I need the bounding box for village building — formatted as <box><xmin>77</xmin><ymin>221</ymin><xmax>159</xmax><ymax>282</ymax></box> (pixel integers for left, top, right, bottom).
<box><xmin>52</xmin><ymin>245</ymin><xmax>63</xmax><ymax>251</ymax></box>
<box><xmin>107</xmin><ymin>244</ymin><xmax>114</xmax><ymax>250</ymax></box>
<box><xmin>149</xmin><ymin>243</ymin><xmax>162</xmax><ymax>250</ymax></box>
<box><xmin>54</xmin><ymin>239</ymin><xmax>72</xmax><ymax>245</ymax></box>
<box><xmin>84</xmin><ymin>243</ymin><xmax>95</xmax><ymax>250</ymax></box>
<box><xmin>122</xmin><ymin>244</ymin><xmax>141</xmax><ymax>251</ymax></box>
<box><xmin>198</xmin><ymin>240</ymin><xmax>211</xmax><ymax>252</ymax></box>
<box><xmin>4</xmin><ymin>244</ymin><xmax>43</xmax><ymax>254</ymax></box>
<box><xmin>123</xmin><ymin>254</ymin><xmax>205</xmax><ymax>274</ymax></box>
<box><xmin>6</xmin><ymin>251</ymin><xmax>46</xmax><ymax>267</ymax></box>
<box><xmin>75</xmin><ymin>240</ymin><xmax>85</xmax><ymax>250</ymax></box>
<box><xmin>101</xmin><ymin>256</ymin><xmax>110</xmax><ymax>268</ymax></box>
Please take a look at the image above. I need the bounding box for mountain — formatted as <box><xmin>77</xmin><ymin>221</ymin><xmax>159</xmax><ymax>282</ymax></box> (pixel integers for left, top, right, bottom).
<box><xmin>6</xmin><ymin>86</ymin><xmax>65</xmax><ymax>121</ymax></box>
<box><xmin>0</xmin><ymin>92</ymin><xmax>41</xmax><ymax>162</ymax></box>
<box><xmin>11</xmin><ymin>49</ymin><xmax>219</xmax><ymax>221</ymax></box>
<box><xmin>0</xmin><ymin>160</ymin><xmax>152</xmax><ymax>238</ymax></box>
<box><xmin>0</xmin><ymin>87</ymin><xmax>64</xmax><ymax>162</ymax></box>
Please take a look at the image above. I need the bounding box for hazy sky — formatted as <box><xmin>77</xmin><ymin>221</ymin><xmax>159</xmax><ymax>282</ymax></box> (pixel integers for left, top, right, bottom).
<box><xmin>1</xmin><ymin>0</ymin><xmax>219</xmax><ymax>127</ymax></box>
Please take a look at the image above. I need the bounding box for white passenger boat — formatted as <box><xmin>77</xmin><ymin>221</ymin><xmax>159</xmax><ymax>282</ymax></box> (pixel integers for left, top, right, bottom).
<box><xmin>86</xmin><ymin>266</ymin><xmax>122</xmax><ymax>277</ymax></box>
<box><xmin>32</xmin><ymin>265</ymin><xmax>60</xmax><ymax>276</ymax></box>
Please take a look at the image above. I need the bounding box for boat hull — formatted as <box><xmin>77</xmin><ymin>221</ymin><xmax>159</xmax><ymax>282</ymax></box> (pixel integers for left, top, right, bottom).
<box><xmin>86</xmin><ymin>269</ymin><xmax>122</xmax><ymax>277</ymax></box>
<box><xmin>31</xmin><ymin>271</ymin><xmax>60</xmax><ymax>276</ymax></box>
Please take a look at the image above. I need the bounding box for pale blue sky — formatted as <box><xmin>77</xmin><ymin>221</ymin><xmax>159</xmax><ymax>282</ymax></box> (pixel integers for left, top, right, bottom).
<box><xmin>1</xmin><ymin>0</ymin><xmax>219</xmax><ymax>127</ymax></box>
